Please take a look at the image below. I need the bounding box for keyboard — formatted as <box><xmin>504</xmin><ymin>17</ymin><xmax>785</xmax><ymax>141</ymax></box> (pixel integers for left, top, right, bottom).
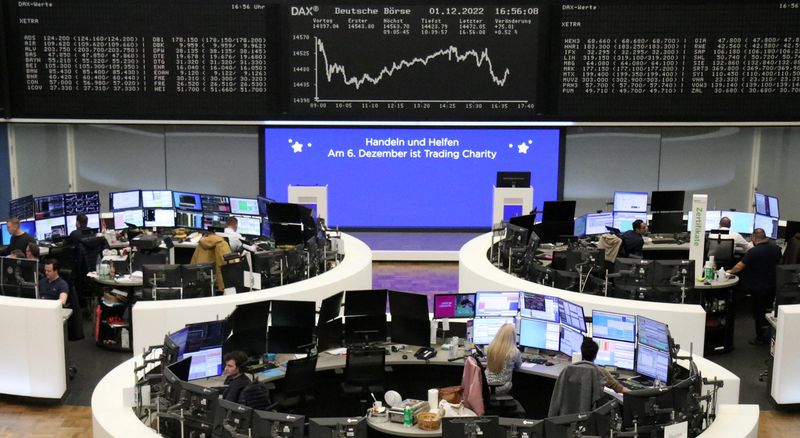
<box><xmin>651</xmin><ymin>238</ymin><xmax>677</xmax><ymax>245</ymax></box>
<box><xmin>522</xmin><ymin>355</ymin><xmax>548</xmax><ymax>365</ymax></box>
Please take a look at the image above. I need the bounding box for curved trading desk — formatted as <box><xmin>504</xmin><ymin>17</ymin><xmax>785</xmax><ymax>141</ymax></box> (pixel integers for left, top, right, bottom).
<box><xmin>92</xmin><ymin>344</ymin><xmax>756</xmax><ymax>438</ymax></box>
<box><xmin>131</xmin><ymin>233</ymin><xmax>372</xmax><ymax>353</ymax></box>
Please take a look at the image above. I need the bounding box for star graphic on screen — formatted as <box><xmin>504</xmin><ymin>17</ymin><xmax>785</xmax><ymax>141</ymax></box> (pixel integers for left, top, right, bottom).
<box><xmin>517</xmin><ymin>140</ymin><xmax>532</xmax><ymax>154</ymax></box>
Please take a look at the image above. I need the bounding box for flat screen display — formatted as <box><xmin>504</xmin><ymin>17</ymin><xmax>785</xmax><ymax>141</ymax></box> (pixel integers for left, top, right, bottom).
<box><xmin>66</xmin><ymin>213</ymin><xmax>100</xmax><ymax>234</ymax></box>
<box><xmin>433</xmin><ymin>293</ymin><xmax>476</xmax><ymax>319</ymax></box>
<box><xmin>34</xmin><ymin>194</ymin><xmax>65</xmax><ymax>219</ymax></box>
<box><xmin>613</xmin><ymin>211</ymin><xmax>647</xmax><ymax>233</ymax></box>
<box><xmin>470</xmin><ymin>317</ymin><xmax>515</xmax><ymax>346</ymax></box>
<box><xmin>768</xmin><ymin>196</ymin><xmax>780</xmax><ymax>219</ymax></box>
<box><xmin>1</xmin><ymin>221</ymin><xmax>36</xmax><ymax>245</ymax></box>
<box><xmin>475</xmin><ymin>291</ymin><xmax>520</xmax><ymax>318</ymax></box>
<box><xmin>173</xmin><ymin>192</ymin><xmax>202</xmax><ymax>211</ymax></box>
<box><xmin>519</xmin><ymin>292</ymin><xmax>559</xmax><ymax>322</ymax></box>
<box><xmin>110</xmin><ymin>191</ymin><xmax>141</xmax><ymax>211</ymax></box>
<box><xmin>201</xmin><ymin>194</ymin><xmax>231</xmax><ymax>213</ymax></box>
<box><xmin>519</xmin><ymin>318</ymin><xmax>560</xmax><ymax>351</ymax></box>
<box><xmin>176</xmin><ymin>210</ymin><xmax>204</xmax><ymax>229</ymax></box>
<box><xmin>183</xmin><ymin>347</ymin><xmax>223</xmax><ymax>380</ymax></box>
<box><xmin>573</xmin><ymin>215</ymin><xmax>586</xmax><ymax>237</ymax></box>
<box><xmin>234</xmin><ymin>215</ymin><xmax>261</xmax><ymax>236</ymax></box>
<box><xmin>64</xmin><ymin>191</ymin><xmax>100</xmax><ymax>214</ymax></box>
<box><xmin>142</xmin><ymin>190</ymin><xmax>174</xmax><ymax>208</ymax></box>
<box><xmin>558</xmin><ymin>299</ymin><xmax>586</xmax><ymax>333</ymax></box>
<box><xmin>264</xmin><ymin>127</ymin><xmax>561</xmax><ymax>228</ymax></box>
<box><xmin>35</xmin><ymin>216</ymin><xmax>66</xmax><ymax>240</ymax></box>
<box><xmin>113</xmin><ymin>210</ymin><xmax>144</xmax><ymax>229</ymax></box>
<box><xmin>586</xmin><ymin>212</ymin><xmax>614</xmax><ymax>235</ymax></box>
<box><xmin>636</xmin><ymin>344</ymin><xmax>670</xmax><ymax>383</ymax></box>
<box><xmin>755</xmin><ymin>193</ymin><xmax>768</xmax><ymax>215</ymax></box>
<box><xmin>591</xmin><ymin>310</ymin><xmax>635</xmax><ymax>343</ymax></box>
<box><xmin>559</xmin><ymin>325</ymin><xmax>584</xmax><ymax>358</ymax></box>
<box><xmin>9</xmin><ymin>196</ymin><xmax>34</xmax><ymax>219</ymax></box>
<box><xmin>144</xmin><ymin>208</ymin><xmax>176</xmax><ymax>228</ymax></box>
<box><xmin>720</xmin><ymin>211</ymin><xmax>755</xmax><ymax>235</ymax></box>
<box><xmin>593</xmin><ymin>338</ymin><xmax>635</xmax><ymax>370</ymax></box>
<box><xmin>754</xmin><ymin>213</ymin><xmax>778</xmax><ymax>239</ymax></box>
<box><xmin>230</xmin><ymin>197</ymin><xmax>259</xmax><ymax>216</ymax></box>
<box><xmin>687</xmin><ymin>210</ymin><xmax>721</xmax><ymax>232</ymax></box>
<box><xmin>636</xmin><ymin>315</ymin><xmax>670</xmax><ymax>352</ymax></box>
<box><xmin>613</xmin><ymin>192</ymin><xmax>648</xmax><ymax>213</ymax></box>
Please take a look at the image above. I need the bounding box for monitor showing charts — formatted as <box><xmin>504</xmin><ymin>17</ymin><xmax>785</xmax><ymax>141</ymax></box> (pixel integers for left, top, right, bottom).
<box><xmin>519</xmin><ymin>292</ymin><xmax>559</xmax><ymax>322</ymax></box>
<box><xmin>519</xmin><ymin>318</ymin><xmax>560</xmax><ymax>351</ymax></box>
<box><xmin>720</xmin><ymin>211</ymin><xmax>755</xmax><ymax>235</ymax></box>
<box><xmin>234</xmin><ymin>215</ymin><xmax>261</xmax><ymax>236</ymax></box>
<box><xmin>34</xmin><ymin>194</ymin><xmax>65</xmax><ymax>219</ymax></box>
<box><xmin>141</xmin><ymin>190</ymin><xmax>174</xmax><ymax>208</ymax></box>
<box><xmin>113</xmin><ymin>209</ymin><xmax>144</xmax><ymax>229</ymax></box>
<box><xmin>593</xmin><ymin>338</ymin><xmax>635</xmax><ymax>370</ymax></box>
<box><xmin>591</xmin><ymin>310</ymin><xmax>635</xmax><ymax>343</ymax></box>
<box><xmin>9</xmin><ymin>195</ymin><xmax>34</xmax><ymax>219</ymax></box>
<box><xmin>613</xmin><ymin>192</ymin><xmax>648</xmax><ymax>213</ymax></box>
<box><xmin>754</xmin><ymin>213</ymin><xmax>778</xmax><ymax>239</ymax></box>
<box><xmin>470</xmin><ymin>317</ymin><xmax>516</xmax><ymax>346</ymax></box>
<box><xmin>613</xmin><ymin>211</ymin><xmax>647</xmax><ymax>233</ymax></box>
<box><xmin>35</xmin><ymin>216</ymin><xmax>66</xmax><ymax>240</ymax></box>
<box><xmin>144</xmin><ymin>208</ymin><xmax>176</xmax><ymax>228</ymax></box>
<box><xmin>687</xmin><ymin>210</ymin><xmax>721</xmax><ymax>232</ymax></box>
<box><xmin>767</xmin><ymin>196</ymin><xmax>780</xmax><ymax>218</ymax></box>
<box><xmin>559</xmin><ymin>325</ymin><xmax>584</xmax><ymax>357</ymax></box>
<box><xmin>109</xmin><ymin>190</ymin><xmax>141</xmax><ymax>211</ymax></box>
<box><xmin>66</xmin><ymin>213</ymin><xmax>100</xmax><ymax>234</ymax></box>
<box><xmin>173</xmin><ymin>191</ymin><xmax>202</xmax><ymax>211</ymax></box>
<box><xmin>754</xmin><ymin>192</ymin><xmax>768</xmax><ymax>216</ymax></box>
<box><xmin>636</xmin><ymin>344</ymin><xmax>670</xmax><ymax>383</ymax></box>
<box><xmin>230</xmin><ymin>197</ymin><xmax>260</xmax><ymax>216</ymax></box>
<box><xmin>558</xmin><ymin>299</ymin><xmax>586</xmax><ymax>333</ymax></box>
<box><xmin>475</xmin><ymin>291</ymin><xmax>520</xmax><ymax>317</ymax></box>
<box><xmin>201</xmin><ymin>194</ymin><xmax>231</xmax><ymax>213</ymax></box>
<box><xmin>433</xmin><ymin>293</ymin><xmax>476</xmax><ymax>319</ymax></box>
<box><xmin>182</xmin><ymin>346</ymin><xmax>223</xmax><ymax>380</ymax></box>
<box><xmin>586</xmin><ymin>212</ymin><xmax>614</xmax><ymax>235</ymax></box>
<box><xmin>64</xmin><ymin>191</ymin><xmax>100</xmax><ymax>214</ymax></box>
<box><xmin>636</xmin><ymin>315</ymin><xmax>670</xmax><ymax>352</ymax></box>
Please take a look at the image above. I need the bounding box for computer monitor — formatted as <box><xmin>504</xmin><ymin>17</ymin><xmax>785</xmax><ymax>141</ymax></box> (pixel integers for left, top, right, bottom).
<box><xmin>34</xmin><ymin>216</ymin><xmax>66</xmax><ymax>240</ymax></box>
<box><xmin>557</xmin><ymin>298</ymin><xmax>586</xmax><ymax>333</ymax></box>
<box><xmin>519</xmin><ymin>318</ymin><xmax>560</xmax><ymax>351</ymax></box>
<box><xmin>1</xmin><ymin>220</ymin><xmax>36</xmax><ymax>246</ymax></box>
<box><xmin>268</xmin><ymin>325</ymin><xmax>315</xmax><ymax>354</ymax></box>
<box><xmin>391</xmin><ymin>316</ymin><xmax>431</xmax><ymax>347</ymax></box>
<box><xmin>775</xmin><ymin>265</ymin><xmax>800</xmax><ymax>317</ymax></box>
<box><xmin>270</xmin><ymin>300</ymin><xmax>316</xmax><ymax>328</ymax></box>
<box><xmin>573</xmin><ymin>215</ymin><xmax>587</xmax><ymax>237</ymax></box>
<box><xmin>592</xmin><ymin>338</ymin><xmax>635</xmax><ymax>370</ymax></box>
<box><xmin>559</xmin><ymin>325</ymin><xmax>584</xmax><ymax>358</ymax></box>
<box><xmin>201</xmin><ymin>194</ymin><xmax>231</xmax><ymax>213</ymax></box>
<box><xmin>717</xmin><ymin>211</ymin><xmax>754</xmax><ymax>235</ymax></box>
<box><xmin>109</xmin><ymin>190</ymin><xmax>140</xmax><ymax>211</ymax></box>
<box><xmin>113</xmin><ymin>209</ymin><xmax>144</xmax><ymax>229</ymax></box>
<box><xmin>636</xmin><ymin>344</ymin><xmax>671</xmax><ymax>384</ymax></box>
<box><xmin>389</xmin><ymin>290</ymin><xmax>429</xmax><ymax>321</ymax></box>
<box><xmin>784</xmin><ymin>220</ymin><xmax>800</xmax><ymax>240</ymax></box>
<box><xmin>648</xmin><ymin>212</ymin><xmax>684</xmax><ymax>234</ymax></box>
<box><xmin>442</xmin><ymin>416</ymin><xmax>502</xmax><ymax>438</ymax></box>
<box><xmin>181</xmin><ymin>263</ymin><xmax>214</xmax><ymax>298</ymax></box>
<box><xmin>616</xmin><ymin>258</ymin><xmax>655</xmax><ymax>287</ymax></box>
<box><xmin>475</xmin><ymin>291</ymin><xmax>520</xmax><ymax>317</ymax></box>
<box><xmin>65</xmin><ymin>213</ymin><xmax>100</xmax><ymax>234</ymax></box>
<box><xmin>591</xmin><ymin>310</ymin><xmax>635</xmax><ymax>343</ymax></box>
<box><xmin>233</xmin><ymin>215</ymin><xmax>261</xmax><ymax>236</ymax></box>
<box><xmin>142</xmin><ymin>264</ymin><xmax>181</xmax><ymax>288</ymax></box>
<box><xmin>176</xmin><ymin>380</ymin><xmax>221</xmax><ymax>423</ymax></box>
<box><xmin>650</xmin><ymin>191</ymin><xmax>685</xmax><ymax>212</ymax></box>
<box><xmin>433</xmin><ymin>293</ymin><xmax>476</xmax><ymax>319</ymax></box>
<box><xmin>768</xmin><ymin>195</ymin><xmax>780</xmax><ymax>218</ymax></box>
<box><xmin>143</xmin><ymin>208</ymin><xmax>175</xmax><ymax>228</ymax></box>
<box><xmin>544</xmin><ymin>412</ymin><xmax>597</xmax><ymax>438</ymax></box>
<box><xmin>229</xmin><ymin>197</ymin><xmax>259</xmax><ymax>216</ymax></box>
<box><xmin>636</xmin><ymin>315</ymin><xmax>670</xmax><ymax>352</ymax></box>
<box><xmin>257</xmin><ymin>196</ymin><xmax>272</xmax><ymax>217</ymax></box>
<box><xmin>33</xmin><ymin>194</ymin><xmax>66</xmax><ymax>219</ymax></box>
<box><xmin>175</xmin><ymin>209</ymin><xmax>204</xmax><ymax>229</ymax></box>
<box><xmin>542</xmin><ymin>201</ymin><xmax>576</xmax><ymax>222</ymax></box>
<box><xmin>622</xmin><ymin>386</ymin><xmax>675</xmax><ymax>427</ymax></box>
<box><xmin>687</xmin><ymin>210</ymin><xmax>722</xmax><ymax>232</ymax></box>
<box><xmin>166</xmin><ymin>326</ymin><xmax>190</xmax><ymax>361</ymax></box>
<box><xmin>228</xmin><ymin>301</ymin><xmax>270</xmax><ymax>333</ymax></box>
<box><xmin>613</xmin><ymin>211</ymin><xmax>647</xmax><ymax>232</ymax></box>
<box><xmin>496</xmin><ymin>171</ymin><xmax>531</xmax><ymax>188</ymax></box>
<box><xmin>470</xmin><ymin>317</ymin><xmax>515</xmax><ymax>345</ymax></box>
<box><xmin>614</xmin><ymin>191</ymin><xmax>648</xmax><ymax>213</ymax></box>
<box><xmin>173</xmin><ymin>191</ymin><xmax>202</xmax><ymax>211</ymax></box>
<box><xmin>653</xmin><ymin>260</ymin><xmax>694</xmax><ymax>289</ymax></box>
<box><xmin>519</xmin><ymin>292</ymin><xmax>559</xmax><ymax>322</ymax></box>
<box><xmin>164</xmin><ymin>357</ymin><xmax>192</xmax><ymax>396</ymax></box>
<box><xmin>498</xmin><ymin>417</ymin><xmax>544</xmax><ymax>437</ymax></box>
<box><xmin>64</xmin><ymin>191</ymin><xmax>100</xmax><ymax>214</ymax></box>
<box><xmin>345</xmin><ymin>314</ymin><xmax>387</xmax><ymax>345</ymax></box>
<box><xmin>182</xmin><ymin>346</ymin><xmax>223</xmax><ymax>380</ymax></box>
<box><xmin>214</xmin><ymin>398</ymin><xmax>253</xmax><ymax>436</ymax></box>
<box><xmin>754</xmin><ymin>213</ymin><xmax>778</xmax><ymax>239</ymax></box>
<box><xmin>585</xmin><ymin>212</ymin><xmax>614</xmax><ymax>235</ymax></box>
<box><xmin>251</xmin><ymin>410</ymin><xmax>305</xmax><ymax>438</ymax></box>
<box><xmin>202</xmin><ymin>212</ymin><xmax>229</xmax><ymax>231</ymax></box>
<box><xmin>9</xmin><ymin>195</ymin><xmax>34</xmax><ymax>219</ymax></box>
<box><xmin>318</xmin><ymin>292</ymin><xmax>344</xmax><ymax>325</ymax></box>
<box><xmin>141</xmin><ymin>190</ymin><xmax>173</xmax><ymax>208</ymax></box>
<box><xmin>308</xmin><ymin>417</ymin><xmax>367</xmax><ymax>438</ymax></box>
<box><xmin>184</xmin><ymin>320</ymin><xmax>229</xmax><ymax>353</ymax></box>
<box><xmin>755</xmin><ymin>192</ymin><xmax>768</xmax><ymax>215</ymax></box>
<box><xmin>344</xmin><ymin>289</ymin><xmax>387</xmax><ymax>316</ymax></box>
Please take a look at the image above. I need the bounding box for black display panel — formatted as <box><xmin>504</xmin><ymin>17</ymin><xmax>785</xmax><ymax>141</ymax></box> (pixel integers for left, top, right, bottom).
<box><xmin>7</xmin><ymin>0</ymin><xmax>277</xmax><ymax>119</ymax></box>
<box><xmin>64</xmin><ymin>191</ymin><xmax>100</xmax><ymax>215</ymax></box>
<box><xmin>285</xmin><ymin>3</ymin><xmax>548</xmax><ymax>119</ymax></box>
<box><xmin>556</xmin><ymin>1</ymin><xmax>800</xmax><ymax>121</ymax></box>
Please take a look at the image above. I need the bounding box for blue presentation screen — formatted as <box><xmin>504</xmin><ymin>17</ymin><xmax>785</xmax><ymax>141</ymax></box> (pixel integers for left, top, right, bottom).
<box><xmin>264</xmin><ymin>127</ymin><xmax>561</xmax><ymax>228</ymax></box>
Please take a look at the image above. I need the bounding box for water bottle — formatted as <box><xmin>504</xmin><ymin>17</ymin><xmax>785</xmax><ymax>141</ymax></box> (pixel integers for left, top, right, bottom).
<box><xmin>403</xmin><ymin>405</ymin><xmax>413</xmax><ymax>427</ymax></box>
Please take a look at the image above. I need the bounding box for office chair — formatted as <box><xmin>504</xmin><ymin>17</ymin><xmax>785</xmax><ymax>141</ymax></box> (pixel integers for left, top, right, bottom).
<box><xmin>341</xmin><ymin>346</ymin><xmax>386</xmax><ymax>414</ymax></box>
<box><xmin>268</xmin><ymin>354</ymin><xmax>318</xmax><ymax>413</ymax></box>
<box><xmin>705</xmin><ymin>236</ymin><xmax>735</xmax><ymax>270</ymax></box>
<box><xmin>75</xmin><ymin>236</ymin><xmax>109</xmax><ymax>310</ymax></box>
<box><xmin>548</xmin><ymin>363</ymin><xmax>609</xmax><ymax>417</ymax></box>
<box><xmin>221</xmin><ymin>254</ymin><xmax>248</xmax><ymax>293</ymax></box>
<box><xmin>473</xmin><ymin>357</ymin><xmax>526</xmax><ymax>418</ymax></box>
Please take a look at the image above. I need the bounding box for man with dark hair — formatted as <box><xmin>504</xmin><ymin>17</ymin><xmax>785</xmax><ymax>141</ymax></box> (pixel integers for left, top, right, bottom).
<box><xmin>580</xmin><ymin>338</ymin><xmax>628</xmax><ymax>393</ymax></box>
<box><xmin>1</xmin><ymin>217</ymin><xmax>36</xmax><ymax>256</ymax></box>
<box><xmin>25</xmin><ymin>242</ymin><xmax>40</xmax><ymax>260</ymax></box>
<box><xmin>621</xmin><ymin>220</ymin><xmax>647</xmax><ymax>257</ymax></box>
<box><xmin>38</xmin><ymin>258</ymin><xmax>69</xmax><ymax>305</ymax></box>
<box><xmin>68</xmin><ymin>213</ymin><xmax>92</xmax><ymax>246</ymax></box>
<box><xmin>727</xmin><ymin>228</ymin><xmax>783</xmax><ymax>345</ymax></box>
<box><xmin>222</xmin><ymin>350</ymin><xmax>251</xmax><ymax>402</ymax></box>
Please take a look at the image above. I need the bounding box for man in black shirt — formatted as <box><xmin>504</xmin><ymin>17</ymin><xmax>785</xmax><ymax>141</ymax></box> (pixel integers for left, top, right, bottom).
<box><xmin>37</xmin><ymin>259</ymin><xmax>69</xmax><ymax>306</ymax></box>
<box><xmin>621</xmin><ymin>220</ymin><xmax>647</xmax><ymax>257</ymax></box>
<box><xmin>1</xmin><ymin>217</ymin><xmax>36</xmax><ymax>256</ymax></box>
<box><xmin>727</xmin><ymin>228</ymin><xmax>783</xmax><ymax>345</ymax></box>
<box><xmin>222</xmin><ymin>350</ymin><xmax>251</xmax><ymax>402</ymax></box>
<box><xmin>67</xmin><ymin>213</ymin><xmax>93</xmax><ymax>246</ymax></box>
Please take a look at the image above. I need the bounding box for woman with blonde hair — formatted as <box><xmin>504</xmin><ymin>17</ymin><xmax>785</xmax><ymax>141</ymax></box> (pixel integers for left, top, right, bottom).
<box><xmin>484</xmin><ymin>323</ymin><xmax>521</xmax><ymax>395</ymax></box>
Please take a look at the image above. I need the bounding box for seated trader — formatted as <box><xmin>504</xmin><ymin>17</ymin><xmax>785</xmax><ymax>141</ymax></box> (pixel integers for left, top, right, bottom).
<box><xmin>25</xmin><ymin>242</ymin><xmax>40</xmax><ymax>260</ymax></box>
<box><xmin>710</xmin><ymin>216</ymin><xmax>753</xmax><ymax>253</ymax></box>
<box><xmin>620</xmin><ymin>220</ymin><xmax>647</xmax><ymax>257</ymax></box>
<box><xmin>67</xmin><ymin>213</ymin><xmax>94</xmax><ymax>246</ymax></box>
<box><xmin>726</xmin><ymin>228</ymin><xmax>782</xmax><ymax>345</ymax></box>
<box><xmin>38</xmin><ymin>259</ymin><xmax>69</xmax><ymax>306</ymax></box>
<box><xmin>1</xmin><ymin>217</ymin><xmax>36</xmax><ymax>256</ymax></box>
<box><xmin>484</xmin><ymin>323</ymin><xmax>522</xmax><ymax>395</ymax></box>
<box><xmin>222</xmin><ymin>351</ymin><xmax>251</xmax><ymax>402</ymax></box>
<box><xmin>223</xmin><ymin>217</ymin><xmax>255</xmax><ymax>254</ymax></box>
<box><xmin>580</xmin><ymin>338</ymin><xmax>628</xmax><ymax>393</ymax></box>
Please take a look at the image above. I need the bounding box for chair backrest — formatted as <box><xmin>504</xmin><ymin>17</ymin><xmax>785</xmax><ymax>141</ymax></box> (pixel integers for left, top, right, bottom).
<box><xmin>344</xmin><ymin>346</ymin><xmax>385</xmax><ymax>387</ymax></box>
<box><xmin>706</xmin><ymin>238</ymin><xmax>735</xmax><ymax>266</ymax></box>
<box><xmin>282</xmin><ymin>354</ymin><xmax>318</xmax><ymax>395</ymax></box>
<box><xmin>548</xmin><ymin>363</ymin><xmax>605</xmax><ymax>417</ymax></box>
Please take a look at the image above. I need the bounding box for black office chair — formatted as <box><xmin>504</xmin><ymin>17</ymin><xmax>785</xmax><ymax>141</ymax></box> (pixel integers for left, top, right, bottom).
<box><xmin>473</xmin><ymin>355</ymin><xmax>526</xmax><ymax>418</ymax></box>
<box><xmin>341</xmin><ymin>346</ymin><xmax>386</xmax><ymax>414</ymax></box>
<box><xmin>268</xmin><ymin>354</ymin><xmax>318</xmax><ymax>413</ymax></box>
<box><xmin>705</xmin><ymin>236</ymin><xmax>735</xmax><ymax>270</ymax></box>
<box><xmin>75</xmin><ymin>236</ymin><xmax>108</xmax><ymax>309</ymax></box>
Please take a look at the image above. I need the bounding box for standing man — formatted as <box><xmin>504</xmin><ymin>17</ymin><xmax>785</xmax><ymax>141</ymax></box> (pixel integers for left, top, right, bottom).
<box><xmin>1</xmin><ymin>218</ymin><xmax>36</xmax><ymax>256</ymax></box>
<box><xmin>726</xmin><ymin>228</ymin><xmax>782</xmax><ymax>345</ymax></box>
<box><xmin>711</xmin><ymin>216</ymin><xmax>753</xmax><ymax>253</ymax></box>
<box><xmin>621</xmin><ymin>220</ymin><xmax>647</xmax><ymax>257</ymax></box>
<box><xmin>38</xmin><ymin>259</ymin><xmax>69</xmax><ymax>306</ymax></box>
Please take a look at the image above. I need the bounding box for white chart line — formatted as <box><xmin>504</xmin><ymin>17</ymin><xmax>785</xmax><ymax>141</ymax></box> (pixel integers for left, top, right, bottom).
<box><xmin>316</xmin><ymin>99</ymin><xmax>528</xmax><ymax>103</ymax></box>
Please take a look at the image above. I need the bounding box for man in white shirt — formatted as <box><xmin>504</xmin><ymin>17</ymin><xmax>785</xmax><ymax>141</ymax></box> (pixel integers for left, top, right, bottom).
<box><xmin>223</xmin><ymin>217</ymin><xmax>255</xmax><ymax>253</ymax></box>
<box><xmin>710</xmin><ymin>216</ymin><xmax>753</xmax><ymax>253</ymax></box>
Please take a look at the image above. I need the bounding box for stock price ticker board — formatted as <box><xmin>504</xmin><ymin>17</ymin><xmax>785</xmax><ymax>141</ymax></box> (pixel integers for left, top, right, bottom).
<box><xmin>284</xmin><ymin>4</ymin><xmax>549</xmax><ymax>120</ymax></box>
<box><xmin>557</xmin><ymin>1</ymin><xmax>800</xmax><ymax>121</ymax></box>
<box><xmin>6</xmin><ymin>0</ymin><xmax>278</xmax><ymax>119</ymax></box>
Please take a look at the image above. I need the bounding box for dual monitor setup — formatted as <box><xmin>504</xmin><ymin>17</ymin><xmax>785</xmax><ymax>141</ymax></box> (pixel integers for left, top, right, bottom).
<box><xmin>6</xmin><ymin>192</ymin><xmax>100</xmax><ymax>241</ymax></box>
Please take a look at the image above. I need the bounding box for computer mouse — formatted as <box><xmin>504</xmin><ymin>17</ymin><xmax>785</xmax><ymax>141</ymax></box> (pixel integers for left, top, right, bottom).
<box><xmin>402</xmin><ymin>354</ymin><xmax>408</xmax><ymax>360</ymax></box>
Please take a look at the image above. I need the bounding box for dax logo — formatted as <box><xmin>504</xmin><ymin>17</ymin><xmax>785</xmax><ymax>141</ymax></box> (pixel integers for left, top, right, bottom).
<box><xmin>290</xmin><ymin>5</ymin><xmax>319</xmax><ymax>16</ymax></box>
